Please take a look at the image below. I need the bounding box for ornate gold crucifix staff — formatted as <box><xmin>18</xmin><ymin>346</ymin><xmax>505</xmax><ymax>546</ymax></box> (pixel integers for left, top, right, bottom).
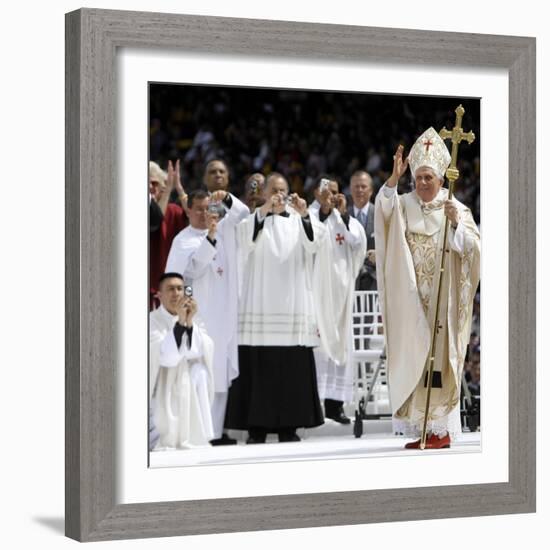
<box><xmin>420</xmin><ymin>104</ymin><xmax>475</xmax><ymax>450</ymax></box>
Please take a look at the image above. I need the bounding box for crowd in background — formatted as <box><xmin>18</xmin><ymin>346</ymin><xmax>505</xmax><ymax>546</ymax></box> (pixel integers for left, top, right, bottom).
<box><xmin>150</xmin><ymin>85</ymin><xmax>480</xmax><ymax>225</ymax></box>
<box><xmin>149</xmin><ymin>85</ymin><xmax>481</xmax><ymax>411</ymax></box>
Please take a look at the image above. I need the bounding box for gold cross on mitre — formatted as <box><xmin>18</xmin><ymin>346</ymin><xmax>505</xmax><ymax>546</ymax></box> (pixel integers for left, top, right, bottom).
<box><xmin>439</xmin><ymin>104</ymin><xmax>476</xmax><ymax>188</ymax></box>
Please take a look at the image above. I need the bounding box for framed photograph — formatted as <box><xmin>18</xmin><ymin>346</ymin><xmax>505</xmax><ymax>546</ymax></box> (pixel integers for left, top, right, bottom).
<box><xmin>145</xmin><ymin>82</ymin><xmax>482</xmax><ymax>469</ymax></box>
<box><xmin>65</xmin><ymin>8</ymin><xmax>535</xmax><ymax>542</ymax></box>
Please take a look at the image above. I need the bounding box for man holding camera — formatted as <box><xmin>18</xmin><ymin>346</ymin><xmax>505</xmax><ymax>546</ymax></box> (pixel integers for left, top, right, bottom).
<box><xmin>309</xmin><ymin>176</ymin><xmax>367</xmax><ymax>424</ymax></box>
<box><xmin>166</xmin><ymin>188</ymin><xmax>249</xmax><ymax>445</ymax></box>
<box><xmin>241</xmin><ymin>172</ymin><xmax>266</xmax><ymax>213</ymax></box>
<box><xmin>225</xmin><ymin>173</ymin><xmax>326</xmax><ymax>443</ymax></box>
<box><xmin>150</xmin><ymin>272</ymin><xmax>214</xmax><ymax>449</ymax></box>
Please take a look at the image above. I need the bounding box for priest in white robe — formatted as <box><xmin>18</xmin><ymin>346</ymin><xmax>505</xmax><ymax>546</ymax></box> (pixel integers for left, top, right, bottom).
<box><xmin>225</xmin><ymin>173</ymin><xmax>326</xmax><ymax>443</ymax></box>
<box><xmin>150</xmin><ymin>273</ymin><xmax>215</xmax><ymax>449</ymax></box>
<box><xmin>375</xmin><ymin>128</ymin><xmax>480</xmax><ymax>449</ymax></box>
<box><xmin>165</xmin><ymin>189</ymin><xmax>249</xmax><ymax>445</ymax></box>
<box><xmin>309</xmin><ymin>176</ymin><xmax>366</xmax><ymax>424</ymax></box>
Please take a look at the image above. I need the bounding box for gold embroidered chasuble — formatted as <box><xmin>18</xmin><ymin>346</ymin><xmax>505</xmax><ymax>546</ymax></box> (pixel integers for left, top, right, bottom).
<box><xmin>374</xmin><ymin>186</ymin><xmax>480</xmax><ymax>434</ymax></box>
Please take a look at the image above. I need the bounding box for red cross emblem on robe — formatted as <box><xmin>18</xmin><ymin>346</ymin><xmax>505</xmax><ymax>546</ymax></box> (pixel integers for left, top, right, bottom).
<box><xmin>216</xmin><ymin>266</ymin><xmax>224</xmax><ymax>276</ymax></box>
<box><xmin>335</xmin><ymin>233</ymin><xmax>345</xmax><ymax>245</ymax></box>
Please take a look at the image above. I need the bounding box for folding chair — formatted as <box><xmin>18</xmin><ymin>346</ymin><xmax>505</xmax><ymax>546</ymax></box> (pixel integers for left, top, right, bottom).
<box><xmin>348</xmin><ymin>290</ymin><xmax>391</xmax><ymax>418</ymax></box>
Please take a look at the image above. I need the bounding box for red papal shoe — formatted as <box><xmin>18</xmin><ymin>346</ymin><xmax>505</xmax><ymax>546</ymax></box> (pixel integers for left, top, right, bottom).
<box><xmin>404</xmin><ymin>437</ymin><xmax>422</xmax><ymax>449</ymax></box>
<box><xmin>404</xmin><ymin>433</ymin><xmax>451</xmax><ymax>450</ymax></box>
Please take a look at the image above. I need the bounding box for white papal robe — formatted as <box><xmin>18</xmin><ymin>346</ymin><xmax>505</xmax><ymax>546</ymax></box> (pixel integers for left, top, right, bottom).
<box><xmin>150</xmin><ymin>305</ymin><xmax>215</xmax><ymax>449</ymax></box>
<box><xmin>310</xmin><ymin>206</ymin><xmax>366</xmax><ymax>402</ymax></box>
<box><xmin>375</xmin><ymin>185</ymin><xmax>480</xmax><ymax>438</ymax></box>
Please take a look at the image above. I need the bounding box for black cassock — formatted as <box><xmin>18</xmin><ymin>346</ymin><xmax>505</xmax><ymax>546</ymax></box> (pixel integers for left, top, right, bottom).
<box><xmin>225</xmin><ymin>345</ymin><xmax>324</xmax><ymax>433</ymax></box>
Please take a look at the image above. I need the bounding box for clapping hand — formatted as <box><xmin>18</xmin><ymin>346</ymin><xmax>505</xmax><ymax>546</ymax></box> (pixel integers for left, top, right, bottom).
<box><xmin>167</xmin><ymin>159</ymin><xmax>188</xmax><ymax>208</ymax></box>
<box><xmin>166</xmin><ymin>160</ymin><xmax>176</xmax><ymax>194</ymax></box>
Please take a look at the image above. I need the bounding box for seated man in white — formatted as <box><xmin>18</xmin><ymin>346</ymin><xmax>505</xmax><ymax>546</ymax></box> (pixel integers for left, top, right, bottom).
<box><xmin>150</xmin><ymin>272</ymin><xmax>215</xmax><ymax>449</ymax></box>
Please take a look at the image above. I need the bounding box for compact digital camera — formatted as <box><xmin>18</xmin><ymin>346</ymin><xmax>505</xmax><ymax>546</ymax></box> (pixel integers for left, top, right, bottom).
<box><xmin>319</xmin><ymin>178</ymin><xmax>331</xmax><ymax>192</ymax></box>
<box><xmin>207</xmin><ymin>202</ymin><xmax>220</xmax><ymax>214</ymax></box>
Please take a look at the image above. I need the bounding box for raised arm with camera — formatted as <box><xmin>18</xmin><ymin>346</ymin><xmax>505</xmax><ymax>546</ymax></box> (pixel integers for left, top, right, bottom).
<box><xmin>164</xmin><ymin>177</ymin><xmax>247</xmax><ymax>446</ymax></box>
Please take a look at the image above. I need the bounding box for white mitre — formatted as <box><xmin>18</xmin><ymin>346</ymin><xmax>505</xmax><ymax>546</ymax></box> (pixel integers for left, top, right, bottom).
<box><xmin>408</xmin><ymin>127</ymin><xmax>451</xmax><ymax>180</ymax></box>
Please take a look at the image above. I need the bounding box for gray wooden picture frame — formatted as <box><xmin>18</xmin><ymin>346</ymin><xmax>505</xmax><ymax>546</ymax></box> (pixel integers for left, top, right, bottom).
<box><xmin>65</xmin><ymin>8</ymin><xmax>536</xmax><ymax>542</ymax></box>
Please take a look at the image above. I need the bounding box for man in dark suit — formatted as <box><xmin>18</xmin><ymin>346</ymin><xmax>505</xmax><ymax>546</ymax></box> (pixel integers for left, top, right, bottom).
<box><xmin>347</xmin><ymin>170</ymin><xmax>377</xmax><ymax>290</ymax></box>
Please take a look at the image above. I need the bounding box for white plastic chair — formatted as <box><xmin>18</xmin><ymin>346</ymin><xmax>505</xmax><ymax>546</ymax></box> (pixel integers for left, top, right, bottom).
<box><xmin>348</xmin><ymin>290</ymin><xmax>391</xmax><ymax>417</ymax></box>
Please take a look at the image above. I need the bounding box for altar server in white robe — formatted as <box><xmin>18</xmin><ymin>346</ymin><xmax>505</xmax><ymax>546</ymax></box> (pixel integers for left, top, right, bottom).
<box><xmin>150</xmin><ymin>273</ymin><xmax>215</xmax><ymax>449</ymax></box>
<box><xmin>309</xmin><ymin>176</ymin><xmax>366</xmax><ymax>424</ymax></box>
<box><xmin>225</xmin><ymin>173</ymin><xmax>327</xmax><ymax>443</ymax></box>
<box><xmin>165</xmin><ymin>189</ymin><xmax>249</xmax><ymax>445</ymax></box>
<box><xmin>375</xmin><ymin>128</ymin><xmax>480</xmax><ymax>449</ymax></box>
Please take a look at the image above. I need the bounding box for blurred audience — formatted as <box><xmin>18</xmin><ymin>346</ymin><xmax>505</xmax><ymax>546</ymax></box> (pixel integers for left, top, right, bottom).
<box><xmin>150</xmin><ymin>87</ymin><xmax>480</xmax><ymax>224</ymax></box>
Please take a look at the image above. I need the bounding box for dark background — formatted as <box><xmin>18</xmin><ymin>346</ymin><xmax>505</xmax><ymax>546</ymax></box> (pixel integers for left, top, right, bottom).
<box><xmin>149</xmin><ymin>83</ymin><xmax>480</xmax><ymax>223</ymax></box>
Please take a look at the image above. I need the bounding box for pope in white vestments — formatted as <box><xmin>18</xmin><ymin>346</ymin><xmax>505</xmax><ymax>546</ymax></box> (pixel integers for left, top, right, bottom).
<box><xmin>150</xmin><ymin>273</ymin><xmax>215</xmax><ymax>449</ymax></box>
<box><xmin>165</xmin><ymin>189</ymin><xmax>249</xmax><ymax>444</ymax></box>
<box><xmin>309</xmin><ymin>177</ymin><xmax>366</xmax><ymax>424</ymax></box>
<box><xmin>225</xmin><ymin>173</ymin><xmax>326</xmax><ymax>443</ymax></box>
<box><xmin>374</xmin><ymin>128</ymin><xmax>480</xmax><ymax>449</ymax></box>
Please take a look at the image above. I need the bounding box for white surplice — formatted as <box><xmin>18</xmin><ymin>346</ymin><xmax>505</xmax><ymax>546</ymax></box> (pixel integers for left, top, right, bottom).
<box><xmin>311</xmin><ymin>206</ymin><xmax>366</xmax><ymax>364</ymax></box>
<box><xmin>375</xmin><ymin>185</ymin><xmax>480</xmax><ymax>437</ymax></box>
<box><xmin>165</xmin><ymin>195</ymin><xmax>249</xmax><ymax>392</ymax></box>
<box><xmin>150</xmin><ymin>305</ymin><xmax>215</xmax><ymax>449</ymax></box>
<box><xmin>236</xmin><ymin>208</ymin><xmax>326</xmax><ymax>346</ymax></box>
<box><xmin>310</xmin><ymin>206</ymin><xmax>366</xmax><ymax>402</ymax></box>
